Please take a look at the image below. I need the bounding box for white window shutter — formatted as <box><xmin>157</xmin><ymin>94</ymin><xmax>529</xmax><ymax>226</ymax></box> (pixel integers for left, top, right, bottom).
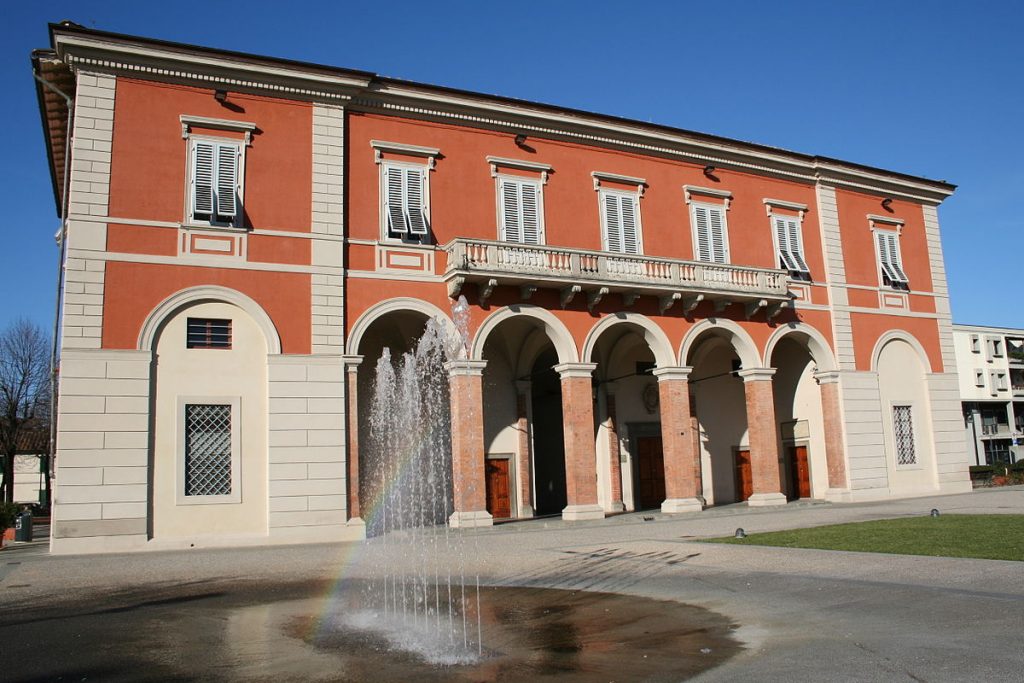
<box><xmin>709</xmin><ymin>206</ymin><xmax>727</xmax><ymax>263</ymax></box>
<box><xmin>785</xmin><ymin>217</ymin><xmax>808</xmax><ymax>272</ymax></box>
<box><xmin>877</xmin><ymin>232</ymin><xmax>897</xmax><ymax>281</ymax></box>
<box><xmin>620</xmin><ymin>195</ymin><xmax>639</xmax><ymax>254</ymax></box>
<box><xmin>500</xmin><ymin>179</ymin><xmax>521</xmax><ymax>242</ymax></box>
<box><xmin>694</xmin><ymin>205</ymin><xmax>712</xmax><ymax>262</ymax></box>
<box><xmin>385</xmin><ymin>166</ymin><xmax>407</xmax><ymax>233</ymax></box>
<box><xmin>604</xmin><ymin>193</ymin><xmax>622</xmax><ymax>253</ymax></box>
<box><xmin>775</xmin><ymin>216</ymin><xmax>797</xmax><ymax>270</ymax></box>
<box><xmin>192</xmin><ymin>141</ymin><xmax>215</xmax><ymax>216</ymax></box>
<box><xmin>887</xmin><ymin>234</ymin><xmax>908</xmax><ymax>282</ymax></box>
<box><xmin>216</xmin><ymin>144</ymin><xmax>238</xmax><ymax>218</ymax></box>
<box><xmin>521</xmin><ymin>182</ymin><xmax>540</xmax><ymax>244</ymax></box>
<box><xmin>405</xmin><ymin>168</ymin><xmax>428</xmax><ymax>235</ymax></box>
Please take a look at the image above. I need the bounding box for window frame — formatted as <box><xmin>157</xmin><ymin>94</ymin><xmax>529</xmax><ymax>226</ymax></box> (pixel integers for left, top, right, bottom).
<box><xmin>496</xmin><ymin>174</ymin><xmax>545</xmax><ymax>245</ymax></box>
<box><xmin>186</xmin><ymin>317</ymin><xmax>232</xmax><ymax>350</ymax></box>
<box><xmin>185</xmin><ymin>134</ymin><xmax>246</xmax><ymax>229</ymax></box>
<box><xmin>769</xmin><ymin>212</ymin><xmax>810</xmax><ymax>278</ymax></box>
<box><xmin>598</xmin><ymin>187</ymin><xmax>644</xmax><ymax>255</ymax></box>
<box><xmin>890</xmin><ymin>402</ymin><xmax>920</xmax><ymax>469</ymax></box>
<box><xmin>176</xmin><ymin>396</ymin><xmax>242</xmax><ymax>505</ymax></box>
<box><xmin>873</xmin><ymin>228</ymin><xmax>910</xmax><ymax>290</ymax></box>
<box><xmin>378</xmin><ymin>159</ymin><xmax>432</xmax><ymax>244</ymax></box>
<box><xmin>689</xmin><ymin>200</ymin><xmax>730</xmax><ymax>264</ymax></box>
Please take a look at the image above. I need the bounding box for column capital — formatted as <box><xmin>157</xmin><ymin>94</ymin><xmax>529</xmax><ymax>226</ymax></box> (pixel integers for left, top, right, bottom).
<box><xmin>737</xmin><ymin>367</ymin><xmax>776</xmax><ymax>383</ymax></box>
<box><xmin>342</xmin><ymin>354</ymin><xmax>364</xmax><ymax>372</ymax></box>
<box><xmin>814</xmin><ymin>370</ymin><xmax>841</xmax><ymax>385</ymax></box>
<box><xmin>553</xmin><ymin>362</ymin><xmax>598</xmax><ymax>379</ymax></box>
<box><xmin>652</xmin><ymin>365</ymin><xmax>694</xmax><ymax>382</ymax></box>
<box><xmin>445</xmin><ymin>359</ymin><xmax>488</xmax><ymax>377</ymax></box>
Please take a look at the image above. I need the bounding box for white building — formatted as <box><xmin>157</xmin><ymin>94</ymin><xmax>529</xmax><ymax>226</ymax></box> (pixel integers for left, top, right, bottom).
<box><xmin>952</xmin><ymin>324</ymin><xmax>1024</xmax><ymax>465</ymax></box>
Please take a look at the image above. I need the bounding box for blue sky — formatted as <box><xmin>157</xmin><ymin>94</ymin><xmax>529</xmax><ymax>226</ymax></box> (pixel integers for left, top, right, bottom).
<box><xmin>2</xmin><ymin>1</ymin><xmax>1022</xmax><ymax>333</ymax></box>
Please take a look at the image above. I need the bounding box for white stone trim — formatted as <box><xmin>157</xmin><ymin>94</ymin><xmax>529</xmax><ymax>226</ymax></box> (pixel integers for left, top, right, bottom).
<box><xmin>471</xmin><ymin>304</ymin><xmax>579</xmax><ymax>365</ymax></box>
<box><xmin>346</xmin><ymin>297</ymin><xmax>455</xmax><ymax>356</ymax></box>
<box><xmin>762</xmin><ymin>197</ymin><xmax>808</xmax><ymax>216</ymax></box>
<box><xmin>581</xmin><ymin>313</ymin><xmax>676</xmax><ymax>369</ymax></box>
<box><xmin>652</xmin><ymin>366</ymin><xmax>694</xmax><ymax>382</ymax></box>
<box><xmin>65</xmin><ymin>247</ymin><xmax>343</xmax><ymax>275</ymax></box>
<box><xmin>869</xmin><ymin>330</ymin><xmax>934</xmax><ymax>374</ymax></box>
<box><xmin>679</xmin><ymin>318</ymin><xmax>761</xmax><ymax>371</ymax></box>
<box><xmin>592</xmin><ymin>171</ymin><xmax>646</xmax><ymax>196</ymax></box>
<box><xmin>737</xmin><ymin>367</ymin><xmax>777</xmax><ymax>382</ymax></box>
<box><xmin>487</xmin><ymin>156</ymin><xmax>552</xmax><ymax>183</ymax></box>
<box><xmin>138</xmin><ymin>285</ymin><xmax>282</xmax><ymax>354</ymax></box>
<box><xmin>684</xmin><ymin>184</ymin><xmax>733</xmax><ymax>208</ymax></box>
<box><xmin>867</xmin><ymin>213</ymin><xmax>905</xmax><ymax>227</ymax></box>
<box><xmin>553</xmin><ymin>362</ymin><xmax>597</xmax><ymax>379</ymax></box>
<box><xmin>180</xmin><ymin>114</ymin><xmax>256</xmax><ymax>144</ymax></box>
<box><xmin>371</xmin><ymin>139</ymin><xmax>440</xmax><ymax>168</ymax></box>
<box><xmin>762</xmin><ymin>321</ymin><xmax>838</xmax><ymax>372</ymax></box>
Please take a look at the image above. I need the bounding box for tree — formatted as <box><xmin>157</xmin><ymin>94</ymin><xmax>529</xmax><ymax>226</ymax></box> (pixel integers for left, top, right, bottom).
<box><xmin>0</xmin><ymin>319</ymin><xmax>50</xmax><ymax>504</ymax></box>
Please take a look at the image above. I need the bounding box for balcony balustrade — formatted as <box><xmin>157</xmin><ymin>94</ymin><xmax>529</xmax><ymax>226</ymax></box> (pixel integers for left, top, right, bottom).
<box><xmin>444</xmin><ymin>238</ymin><xmax>791</xmax><ymax>315</ymax></box>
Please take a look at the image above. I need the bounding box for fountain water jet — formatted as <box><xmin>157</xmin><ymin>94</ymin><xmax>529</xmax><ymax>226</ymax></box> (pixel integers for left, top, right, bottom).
<box><xmin>354</xmin><ymin>299</ymin><xmax>483</xmax><ymax>662</ymax></box>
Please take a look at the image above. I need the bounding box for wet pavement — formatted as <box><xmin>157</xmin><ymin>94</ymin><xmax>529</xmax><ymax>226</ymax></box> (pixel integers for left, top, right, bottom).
<box><xmin>1</xmin><ymin>487</ymin><xmax>1022</xmax><ymax>681</ymax></box>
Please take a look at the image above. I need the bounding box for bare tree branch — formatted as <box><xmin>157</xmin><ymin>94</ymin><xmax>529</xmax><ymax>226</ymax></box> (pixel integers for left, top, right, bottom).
<box><xmin>0</xmin><ymin>319</ymin><xmax>51</xmax><ymax>504</ymax></box>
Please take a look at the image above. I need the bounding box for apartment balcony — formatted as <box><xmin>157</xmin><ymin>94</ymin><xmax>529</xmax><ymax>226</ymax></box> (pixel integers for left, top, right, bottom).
<box><xmin>443</xmin><ymin>239</ymin><xmax>791</xmax><ymax>315</ymax></box>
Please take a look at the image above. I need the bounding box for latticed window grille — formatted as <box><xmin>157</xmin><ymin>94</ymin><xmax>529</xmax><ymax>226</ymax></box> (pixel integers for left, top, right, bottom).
<box><xmin>184</xmin><ymin>404</ymin><xmax>232</xmax><ymax>496</ymax></box>
<box><xmin>892</xmin><ymin>405</ymin><xmax>917</xmax><ymax>466</ymax></box>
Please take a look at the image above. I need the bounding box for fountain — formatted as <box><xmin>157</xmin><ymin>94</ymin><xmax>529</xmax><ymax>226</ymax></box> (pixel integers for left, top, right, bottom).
<box><xmin>351</xmin><ymin>298</ymin><xmax>483</xmax><ymax>663</ymax></box>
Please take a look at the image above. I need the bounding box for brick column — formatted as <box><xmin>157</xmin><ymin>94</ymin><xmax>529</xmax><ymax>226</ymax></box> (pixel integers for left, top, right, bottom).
<box><xmin>604</xmin><ymin>387</ymin><xmax>625</xmax><ymax>512</ymax></box>
<box><xmin>738</xmin><ymin>368</ymin><xmax>787</xmax><ymax>506</ymax></box>
<box><xmin>553</xmin><ymin>363</ymin><xmax>605</xmax><ymax>521</ymax></box>
<box><xmin>446</xmin><ymin>360</ymin><xmax>493</xmax><ymax>528</ymax></box>
<box><xmin>814</xmin><ymin>370</ymin><xmax>849</xmax><ymax>494</ymax></box>
<box><xmin>515</xmin><ymin>380</ymin><xmax>535</xmax><ymax>517</ymax></box>
<box><xmin>343</xmin><ymin>355</ymin><xmax>364</xmax><ymax>527</ymax></box>
<box><xmin>653</xmin><ymin>367</ymin><xmax>704</xmax><ymax>513</ymax></box>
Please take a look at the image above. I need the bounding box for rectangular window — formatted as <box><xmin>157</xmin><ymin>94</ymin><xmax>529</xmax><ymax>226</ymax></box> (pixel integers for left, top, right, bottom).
<box><xmin>692</xmin><ymin>203</ymin><xmax>729</xmax><ymax>263</ymax></box>
<box><xmin>382</xmin><ymin>162</ymin><xmax>429</xmax><ymax>240</ymax></box>
<box><xmin>498</xmin><ymin>177</ymin><xmax>543</xmax><ymax>244</ymax></box>
<box><xmin>184</xmin><ymin>403</ymin><xmax>232</xmax><ymax>496</ymax></box>
<box><xmin>186</xmin><ymin>318</ymin><xmax>232</xmax><ymax>349</ymax></box>
<box><xmin>974</xmin><ymin>370</ymin><xmax>985</xmax><ymax>387</ymax></box>
<box><xmin>970</xmin><ymin>334</ymin><xmax>980</xmax><ymax>353</ymax></box>
<box><xmin>189</xmin><ymin>138</ymin><xmax>242</xmax><ymax>227</ymax></box>
<box><xmin>876</xmin><ymin>231</ymin><xmax>909</xmax><ymax>289</ymax></box>
<box><xmin>996</xmin><ymin>372</ymin><xmax>1008</xmax><ymax>391</ymax></box>
<box><xmin>892</xmin><ymin>404</ymin><xmax>917</xmax><ymax>466</ymax></box>
<box><xmin>600</xmin><ymin>190</ymin><xmax>641</xmax><ymax>254</ymax></box>
<box><xmin>772</xmin><ymin>214</ymin><xmax>810</xmax><ymax>277</ymax></box>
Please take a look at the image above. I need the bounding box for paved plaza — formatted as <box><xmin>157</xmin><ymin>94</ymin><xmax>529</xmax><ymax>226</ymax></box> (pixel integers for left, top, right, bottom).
<box><xmin>2</xmin><ymin>487</ymin><xmax>1022</xmax><ymax>681</ymax></box>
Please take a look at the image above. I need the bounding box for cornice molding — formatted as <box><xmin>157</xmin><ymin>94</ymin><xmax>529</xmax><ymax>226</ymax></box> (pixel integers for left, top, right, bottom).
<box><xmin>370</xmin><ymin>139</ymin><xmax>441</xmax><ymax>168</ymax></box>
<box><xmin>592</xmin><ymin>171</ymin><xmax>646</xmax><ymax>196</ymax></box>
<box><xmin>180</xmin><ymin>115</ymin><xmax>256</xmax><ymax>144</ymax></box>
<box><xmin>487</xmin><ymin>156</ymin><xmax>552</xmax><ymax>183</ymax></box>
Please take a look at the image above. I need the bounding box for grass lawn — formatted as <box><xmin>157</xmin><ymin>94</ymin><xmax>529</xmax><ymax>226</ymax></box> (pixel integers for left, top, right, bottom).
<box><xmin>706</xmin><ymin>514</ymin><xmax>1024</xmax><ymax>561</ymax></box>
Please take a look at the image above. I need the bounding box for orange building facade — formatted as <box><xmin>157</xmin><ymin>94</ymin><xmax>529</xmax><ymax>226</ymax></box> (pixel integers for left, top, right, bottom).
<box><xmin>35</xmin><ymin>24</ymin><xmax>970</xmax><ymax>553</ymax></box>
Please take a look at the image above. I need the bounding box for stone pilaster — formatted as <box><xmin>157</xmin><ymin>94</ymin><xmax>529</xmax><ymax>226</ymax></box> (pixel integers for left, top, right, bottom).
<box><xmin>446</xmin><ymin>360</ymin><xmax>492</xmax><ymax>528</ymax></box>
<box><xmin>814</xmin><ymin>370</ymin><xmax>850</xmax><ymax>497</ymax></box>
<box><xmin>343</xmin><ymin>355</ymin><xmax>364</xmax><ymax>526</ymax></box>
<box><xmin>553</xmin><ymin>363</ymin><xmax>604</xmax><ymax>521</ymax></box>
<box><xmin>738</xmin><ymin>368</ymin><xmax>787</xmax><ymax>506</ymax></box>
<box><xmin>653</xmin><ymin>367</ymin><xmax>703</xmax><ymax>513</ymax></box>
<box><xmin>515</xmin><ymin>380</ymin><xmax>534</xmax><ymax>518</ymax></box>
<box><xmin>603</xmin><ymin>387</ymin><xmax>625</xmax><ymax>512</ymax></box>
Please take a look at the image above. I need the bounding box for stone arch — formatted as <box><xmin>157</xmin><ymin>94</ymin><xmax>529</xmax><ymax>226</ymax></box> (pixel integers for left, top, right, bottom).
<box><xmin>138</xmin><ymin>285</ymin><xmax>281</xmax><ymax>354</ymax></box>
<box><xmin>870</xmin><ymin>330</ymin><xmax>933</xmax><ymax>373</ymax></box>
<box><xmin>763</xmin><ymin>322</ymin><xmax>838</xmax><ymax>372</ymax></box>
<box><xmin>679</xmin><ymin>318</ymin><xmax>761</xmax><ymax>370</ymax></box>
<box><xmin>581</xmin><ymin>313</ymin><xmax>675</xmax><ymax>368</ymax></box>
<box><xmin>471</xmin><ymin>304</ymin><xmax>579</xmax><ymax>364</ymax></box>
<box><xmin>347</xmin><ymin>297</ymin><xmax>456</xmax><ymax>356</ymax></box>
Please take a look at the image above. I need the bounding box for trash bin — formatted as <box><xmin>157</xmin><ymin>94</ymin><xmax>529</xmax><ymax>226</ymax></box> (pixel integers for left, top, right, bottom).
<box><xmin>14</xmin><ymin>511</ymin><xmax>32</xmax><ymax>542</ymax></box>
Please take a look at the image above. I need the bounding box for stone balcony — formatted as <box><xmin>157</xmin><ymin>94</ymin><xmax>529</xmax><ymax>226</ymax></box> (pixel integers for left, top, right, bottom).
<box><xmin>444</xmin><ymin>238</ymin><xmax>792</xmax><ymax>316</ymax></box>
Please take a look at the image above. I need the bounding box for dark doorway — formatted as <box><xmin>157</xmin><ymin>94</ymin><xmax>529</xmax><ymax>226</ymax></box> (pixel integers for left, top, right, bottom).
<box><xmin>531</xmin><ymin>349</ymin><xmax>567</xmax><ymax>516</ymax></box>
<box><xmin>636</xmin><ymin>435</ymin><xmax>666</xmax><ymax>510</ymax></box>
<box><xmin>787</xmin><ymin>445</ymin><xmax>811</xmax><ymax>500</ymax></box>
<box><xmin>734</xmin><ymin>449</ymin><xmax>753</xmax><ymax>502</ymax></box>
<box><xmin>485</xmin><ymin>458</ymin><xmax>511</xmax><ymax>519</ymax></box>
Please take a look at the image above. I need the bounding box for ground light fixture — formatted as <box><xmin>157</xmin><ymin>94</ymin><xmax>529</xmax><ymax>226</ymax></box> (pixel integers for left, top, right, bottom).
<box><xmin>734</xmin><ymin>528</ymin><xmax>747</xmax><ymax>539</ymax></box>
<box><xmin>931</xmin><ymin>508</ymin><xmax>940</xmax><ymax>517</ymax></box>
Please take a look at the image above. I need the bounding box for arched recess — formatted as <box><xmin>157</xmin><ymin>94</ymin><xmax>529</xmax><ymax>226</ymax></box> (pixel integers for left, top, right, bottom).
<box><xmin>763</xmin><ymin>322</ymin><xmax>838</xmax><ymax>373</ymax></box>
<box><xmin>139</xmin><ymin>285</ymin><xmax>282</xmax><ymax>355</ymax></box>
<box><xmin>582</xmin><ymin>313</ymin><xmax>675</xmax><ymax>369</ymax></box>
<box><xmin>347</xmin><ymin>297</ymin><xmax>456</xmax><ymax>356</ymax></box>
<box><xmin>471</xmin><ymin>304</ymin><xmax>579</xmax><ymax>364</ymax></box>
<box><xmin>679</xmin><ymin>318</ymin><xmax>761</xmax><ymax>370</ymax></box>
<box><xmin>870</xmin><ymin>330</ymin><xmax>934</xmax><ymax>373</ymax></box>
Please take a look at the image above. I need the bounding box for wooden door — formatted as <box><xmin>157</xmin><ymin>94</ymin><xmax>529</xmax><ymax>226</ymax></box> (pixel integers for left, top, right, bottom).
<box><xmin>485</xmin><ymin>458</ymin><xmax>511</xmax><ymax>519</ymax></box>
<box><xmin>735</xmin><ymin>449</ymin><xmax>753</xmax><ymax>502</ymax></box>
<box><xmin>788</xmin><ymin>445</ymin><xmax>811</xmax><ymax>499</ymax></box>
<box><xmin>636</xmin><ymin>436</ymin><xmax>666</xmax><ymax>510</ymax></box>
